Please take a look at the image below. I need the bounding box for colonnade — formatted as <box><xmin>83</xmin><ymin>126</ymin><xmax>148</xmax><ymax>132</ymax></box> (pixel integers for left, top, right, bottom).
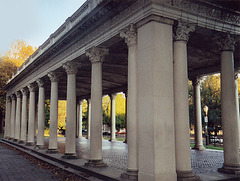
<box><xmin>4</xmin><ymin>19</ymin><xmax>240</xmax><ymax>180</ymax></box>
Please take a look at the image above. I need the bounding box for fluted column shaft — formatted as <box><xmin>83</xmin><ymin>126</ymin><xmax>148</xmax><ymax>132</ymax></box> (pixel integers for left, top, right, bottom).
<box><xmin>14</xmin><ymin>91</ymin><xmax>21</xmax><ymax>141</ymax></box>
<box><xmin>47</xmin><ymin>72</ymin><xmax>59</xmax><ymax>153</ymax></box>
<box><xmin>79</xmin><ymin>101</ymin><xmax>83</xmax><ymax>138</ymax></box>
<box><xmin>20</xmin><ymin>88</ymin><xmax>28</xmax><ymax>143</ymax></box>
<box><xmin>62</xmin><ymin>61</ymin><xmax>79</xmax><ymax>158</ymax></box>
<box><xmin>120</xmin><ymin>24</ymin><xmax>138</xmax><ymax>178</ymax></box>
<box><xmin>110</xmin><ymin>94</ymin><xmax>116</xmax><ymax>142</ymax></box>
<box><xmin>36</xmin><ymin>79</ymin><xmax>45</xmax><ymax>149</ymax></box>
<box><xmin>27</xmin><ymin>83</ymin><xmax>36</xmax><ymax>145</ymax></box>
<box><xmin>10</xmin><ymin>95</ymin><xmax>16</xmax><ymax>139</ymax></box>
<box><xmin>218</xmin><ymin>34</ymin><xmax>240</xmax><ymax>173</ymax></box>
<box><xmin>124</xmin><ymin>93</ymin><xmax>127</xmax><ymax>143</ymax></box>
<box><xmin>86</xmin><ymin>47</ymin><xmax>108</xmax><ymax>166</ymax></box>
<box><xmin>4</xmin><ymin>96</ymin><xmax>11</xmax><ymax>138</ymax></box>
<box><xmin>87</xmin><ymin>99</ymin><xmax>91</xmax><ymax>139</ymax></box>
<box><xmin>192</xmin><ymin>78</ymin><xmax>205</xmax><ymax>150</ymax></box>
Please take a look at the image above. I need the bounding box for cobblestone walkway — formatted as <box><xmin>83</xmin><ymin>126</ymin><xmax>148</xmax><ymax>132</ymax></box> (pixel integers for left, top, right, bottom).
<box><xmin>0</xmin><ymin>144</ymin><xmax>59</xmax><ymax>181</ymax></box>
<box><xmin>54</xmin><ymin>137</ymin><xmax>225</xmax><ymax>174</ymax></box>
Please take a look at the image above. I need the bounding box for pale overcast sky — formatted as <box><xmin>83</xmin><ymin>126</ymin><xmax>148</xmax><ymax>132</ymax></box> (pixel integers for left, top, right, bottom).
<box><xmin>0</xmin><ymin>0</ymin><xmax>86</xmax><ymax>55</ymax></box>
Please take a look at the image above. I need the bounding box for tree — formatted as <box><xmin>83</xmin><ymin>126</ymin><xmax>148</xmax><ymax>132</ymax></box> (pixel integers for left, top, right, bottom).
<box><xmin>0</xmin><ymin>40</ymin><xmax>36</xmax><ymax>132</ymax></box>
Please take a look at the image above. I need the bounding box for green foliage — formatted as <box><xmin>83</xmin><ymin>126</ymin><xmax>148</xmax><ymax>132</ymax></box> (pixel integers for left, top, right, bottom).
<box><xmin>116</xmin><ymin>114</ymin><xmax>125</xmax><ymax>130</ymax></box>
<box><xmin>45</xmin><ymin>100</ymin><xmax>50</xmax><ymax>128</ymax></box>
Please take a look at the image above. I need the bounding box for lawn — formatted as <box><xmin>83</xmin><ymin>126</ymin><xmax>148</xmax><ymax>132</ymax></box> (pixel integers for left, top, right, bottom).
<box><xmin>190</xmin><ymin>143</ymin><xmax>223</xmax><ymax>150</ymax></box>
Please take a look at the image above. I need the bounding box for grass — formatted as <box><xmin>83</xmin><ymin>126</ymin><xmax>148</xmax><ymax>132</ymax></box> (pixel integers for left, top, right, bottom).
<box><xmin>103</xmin><ymin>136</ymin><xmax>126</xmax><ymax>142</ymax></box>
<box><xmin>190</xmin><ymin>143</ymin><xmax>223</xmax><ymax>150</ymax></box>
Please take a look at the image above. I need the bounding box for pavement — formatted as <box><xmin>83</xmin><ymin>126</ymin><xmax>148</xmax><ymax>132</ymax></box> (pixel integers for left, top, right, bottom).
<box><xmin>0</xmin><ymin>143</ymin><xmax>58</xmax><ymax>181</ymax></box>
<box><xmin>1</xmin><ymin>137</ymin><xmax>240</xmax><ymax>181</ymax></box>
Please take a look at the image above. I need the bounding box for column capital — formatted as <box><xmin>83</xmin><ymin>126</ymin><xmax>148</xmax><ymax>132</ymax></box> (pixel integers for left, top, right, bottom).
<box><xmin>7</xmin><ymin>96</ymin><xmax>11</xmax><ymax>102</ymax></box>
<box><xmin>63</xmin><ymin>61</ymin><xmax>80</xmax><ymax>74</ymax></box>
<box><xmin>235</xmin><ymin>72</ymin><xmax>239</xmax><ymax>80</ymax></box>
<box><xmin>21</xmin><ymin>87</ymin><xmax>29</xmax><ymax>96</ymax></box>
<box><xmin>217</xmin><ymin>33</ymin><xmax>236</xmax><ymax>52</ymax></box>
<box><xmin>48</xmin><ymin>71</ymin><xmax>60</xmax><ymax>82</ymax></box>
<box><xmin>86</xmin><ymin>47</ymin><xmax>109</xmax><ymax>64</ymax></box>
<box><xmin>173</xmin><ymin>20</ymin><xmax>195</xmax><ymax>42</ymax></box>
<box><xmin>120</xmin><ymin>24</ymin><xmax>137</xmax><ymax>47</ymax></box>
<box><xmin>10</xmin><ymin>94</ymin><xmax>16</xmax><ymax>100</ymax></box>
<box><xmin>79</xmin><ymin>100</ymin><xmax>84</xmax><ymax>105</ymax></box>
<box><xmin>36</xmin><ymin>78</ymin><xmax>45</xmax><ymax>87</ymax></box>
<box><xmin>28</xmin><ymin>83</ymin><xmax>37</xmax><ymax>92</ymax></box>
<box><xmin>192</xmin><ymin>77</ymin><xmax>202</xmax><ymax>86</ymax></box>
<box><xmin>110</xmin><ymin>93</ymin><xmax>117</xmax><ymax>100</ymax></box>
<box><xmin>15</xmin><ymin>91</ymin><xmax>22</xmax><ymax>98</ymax></box>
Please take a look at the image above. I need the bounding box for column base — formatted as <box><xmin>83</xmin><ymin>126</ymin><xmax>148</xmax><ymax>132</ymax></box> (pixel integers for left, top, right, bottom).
<box><xmin>4</xmin><ymin>136</ymin><xmax>10</xmax><ymax>139</ymax></box>
<box><xmin>121</xmin><ymin>169</ymin><xmax>138</xmax><ymax>180</ymax></box>
<box><xmin>123</xmin><ymin>140</ymin><xmax>128</xmax><ymax>143</ymax></box>
<box><xmin>13</xmin><ymin>139</ymin><xmax>18</xmax><ymax>142</ymax></box>
<box><xmin>108</xmin><ymin>138</ymin><xmax>116</xmax><ymax>142</ymax></box>
<box><xmin>18</xmin><ymin>140</ymin><xmax>26</xmax><ymax>144</ymax></box>
<box><xmin>62</xmin><ymin>153</ymin><xmax>78</xmax><ymax>159</ymax></box>
<box><xmin>192</xmin><ymin>145</ymin><xmax>205</xmax><ymax>151</ymax></box>
<box><xmin>85</xmin><ymin>159</ymin><xmax>107</xmax><ymax>167</ymax></box>
<box><xmin>218</xmin><ymin>163</ymin><xmax>240</xmax><ymax>174</ymax></box>
<box><xmin>46</xmin><ymin>149</ymin><xmax>59</xmax><ymax>154</ymax></box>
<box><xmin>25</xmin><ymin>142</ymin><xmax>35</xmax><ymax>146</ymax></box>
<box><xmin>177</xmin><ymin>170</ymin><xmax>200</xmax><ymax>181</ymax></box>
<box><xmin>8</xmin><ymin>137</ymin><xmax>13</xmax><ymax>140</ymax></box>
<box><xmin>35</xmin><ymin>145</ymin><xmax>45</xmax><ymax>150</ymax></box>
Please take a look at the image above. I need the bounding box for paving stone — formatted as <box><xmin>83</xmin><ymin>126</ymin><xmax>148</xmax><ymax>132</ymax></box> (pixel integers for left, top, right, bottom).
<box><xmin>0</xmin><ymin>144</ymin><xmax>59</xmax><ymax>181</ymax></box>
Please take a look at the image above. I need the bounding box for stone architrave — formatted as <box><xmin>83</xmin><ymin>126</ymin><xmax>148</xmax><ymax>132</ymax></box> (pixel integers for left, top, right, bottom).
<box><xmin>26</xmin><ymin>83</ymin><xmax>36</xmax><ymax>146</ymax></box>
<box><xmin>47</xmin><ymin>72</ymin><xmax>59</xmax><ymax>153</ymax></box>
<box><xmin>85</xmin><ymin>47</ymin><xmax>109</xmax><ymax>167</ymax></box>
<box><xmin>192</xmin><ymin>77</ymin><xmax>205</xmax><ymax>151</ymax></box>
<box><xmin>19</xmin><ymin>87</ymin><xmax>28</xmax><ymax>144</ymax></box>
<box><xmin>173</xmin><ymin>20</ymin><xmax>200</xmax><ymax>180</ymax></box>
<box><xmin>62</xmin><ymin>61</ymin><xmax>80</xmax><ymax>159</ymax></box>
<box><xmin>4</xmin><ymin>96</ymin><xmax>12</xmax><ymax>138</ymax></box>
<box><xmin>14</xmin><ymin>91</ymin><xmax>22</xmax><ymax>141</ymax></box>
<box><xmin>87</xmin><ymin>99</ymin><xmax>91</xmax><ymax>139</ymax></box>
<box><xmin>36</xmin><ymin>78</ymin><xmax>45</xmax><ymax>149</ymax></box>
<box><xmin>120</xmin><ymin>24</ymin><xmax>138</xmax><ymax>179</ymax></box>
<box><xmin>109</xmin><ymin>93</ymin><xmax>117</xmax><ymax>142</ymax></box>
<box><xmin>217</xmin><ymin>34</ymin><xmax>240</xmax><ymax>174</ymax></box>
<box><xmin>10</xmin><ymin>94</ymin><xmax>16</xmax><ymax>139</ymax></box>
<box><xmin>78</xmin><ymin>100</ymin><xmax>83</xmax><ymax>138</ymax></box>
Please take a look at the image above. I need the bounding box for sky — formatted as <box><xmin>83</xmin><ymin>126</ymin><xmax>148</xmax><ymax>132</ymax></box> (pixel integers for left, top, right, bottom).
<box><xmin>0</xmin><ymin>0</ymin><xmax>86</xmax><ymax>56</ymax></box>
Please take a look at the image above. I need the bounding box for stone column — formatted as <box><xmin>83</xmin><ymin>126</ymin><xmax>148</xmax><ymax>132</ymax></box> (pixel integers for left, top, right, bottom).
<box><xmin>62</xmin><ymin>61</ymin><xmax>79</xmax><ymax>159</ymax></box>
<box><xmin>4</xmin><ymin>96</ymin><xmax>11</xmax><ymax>139</ymax></box>
<box><xmin>87</xmin><ymin>99</ymin><xmax>91</xmax><ymax>139</ymax></box>
<box><xmin>36</xmin><ymin>78</ymin><xmax>45</xmax><ymax>149</ymax></box>
<box><xmin>19</xmin><ymin>88</ymin><xmax>28</xmax><ymax>144</ymax></box>
<box><xmin>110</xmin><ymin>94</ymin><xmax>117</xmax><ymax>142</ymax></box>
<box><xmin>217</xmin><ymin>34</ymin><xmax>240</xmax><ymax>174</ymax></box>
<box><xmin>10</xmin><ymin>94</ymin><xmax>16</xmax><ymax>139</ymax></box>
<box><xmin>14</xmin><ymin>91</ymin><xmax>21</xmax><ymax>141</ymax></box>
<box><xmin>123</xmin><ymin>92</ymin><xmax>127</xmax><ymax>143</ymax></box>
<box><xmin>120</xmin><ymin>24</ymin><xmax>138</xmax><ymax>179</ymax></box>
<box><xmin>85</xmin><ymin>46</ymin><xmax>109</xmax><ymax>167</ymax></box>
<box><xmin>173</xmin><ymin>20</ymin><xmax>199</xmax><ymax>180</ymax></box>
<box><xmin>192</xmin><ymin>77</ymin><xmax>205</xmax><ymax>150</ymax></box>
<box><xmin>136</xmin><ymin>20</ymin><xmax>177</xmax><ymax>180</ymax></box>
<box><xmin>76</xmin><ymin>103</ymin><xmax>80</xmax><ymax>138</ymax></box>
<box><xmin>78</xmin><ymin>100</ymin><xmax>83</xmax><ymax>138</ymax></box>
<box><xmin>235</xmin><ymin>73</ymin><xmax>240</xmax><ymax>150</ymax></box>
<box><xmin>26</xmin><ymin>83</ymin><xmax>36</xmax><ymax>146</ymax></box>
<box><xmin>47</xmin><ymin>72</ymin><xmax>59</xmax><ymax>153</ymax></box>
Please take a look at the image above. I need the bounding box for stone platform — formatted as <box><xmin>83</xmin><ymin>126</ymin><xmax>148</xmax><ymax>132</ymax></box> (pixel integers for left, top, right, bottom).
<box><xmin>1</xmin><ymin>137</ymin><xmax>240</xmax><ymax>181</ymax></box>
